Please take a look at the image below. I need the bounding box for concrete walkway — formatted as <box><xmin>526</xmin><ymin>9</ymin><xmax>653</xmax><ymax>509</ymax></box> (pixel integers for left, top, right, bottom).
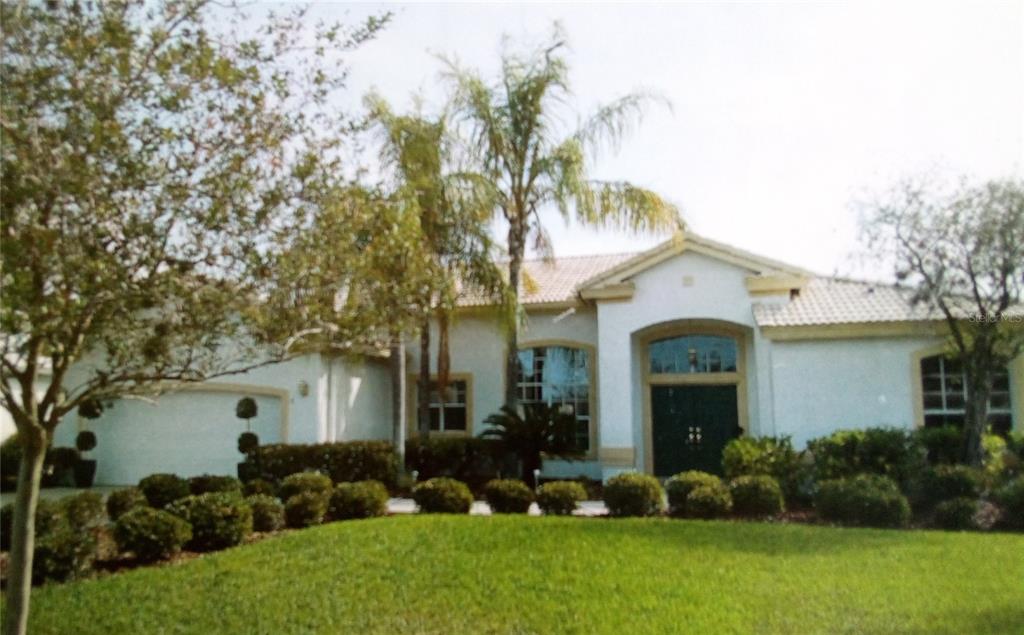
<box><xmin>1</xmin><ymin>487</ymin><xmax>610</xmax><ymax>517</ymax></box>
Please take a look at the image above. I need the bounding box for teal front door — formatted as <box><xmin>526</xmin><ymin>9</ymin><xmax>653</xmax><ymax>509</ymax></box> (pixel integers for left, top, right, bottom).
<box><xmin>651</xmin><ymin>385</ymin><xmax>739</xmax><ymax>477</ymax></box>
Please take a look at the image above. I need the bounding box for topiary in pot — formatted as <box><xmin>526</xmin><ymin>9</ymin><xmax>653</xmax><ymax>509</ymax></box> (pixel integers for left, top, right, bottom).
<box><xmin>73</xmin><ymin>430</ymin><xmax>98</xmax><ymax>488</ymax></box>
<box><xmin>412</xmin><ymin>477</ymin><xmax>473</xmax><ymax>514</ymax></box>
<box><xmin>604</xmin><ymin>472</ymin><xmax>665</xmax><ymax>517</ymax></box>
<box><xmin>237</xmin><ymin>431</ymin><xmax>261</xmax><ymax>482</ymax></box>
<box><xmin>483</xmin><ymin>479</ymin><xmax>534</xmax><ymax>514</ymax></box>
<box><xmin>536</xmin><ymin>480</ymin><xmax>587</xmax><ymax>515</ymax></box>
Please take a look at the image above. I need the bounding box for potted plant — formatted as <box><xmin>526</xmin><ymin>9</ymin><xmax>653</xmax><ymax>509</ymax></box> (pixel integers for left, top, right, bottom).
<box><xmin>73</xmin><ymin>430</ymin><xmax>98</xmax><ymax>488</ymax></box>
<box><xmin>236</xmin><ymin>397</ymin><xmax>260</xmax><ymax>481</ymax></box>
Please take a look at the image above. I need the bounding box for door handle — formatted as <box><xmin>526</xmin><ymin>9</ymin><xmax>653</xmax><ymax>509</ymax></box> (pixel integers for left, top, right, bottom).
<box><xmin>687</xmin><ymin>425</ymin><xmax>703</xmax><ymax>445</ymax></box>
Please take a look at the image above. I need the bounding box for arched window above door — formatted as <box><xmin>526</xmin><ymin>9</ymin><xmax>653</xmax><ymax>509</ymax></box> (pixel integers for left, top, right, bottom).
<box><xmin>649</xmin><ymin>335</ymin><xmax>738</xmax><ymax>374</ymax></box>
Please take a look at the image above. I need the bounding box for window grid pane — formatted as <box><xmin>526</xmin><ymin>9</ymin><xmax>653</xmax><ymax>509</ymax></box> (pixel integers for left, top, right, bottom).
<box><xmin>920</xmin><ymin>356</ymin><xmax>1013</xmax><ymax>429</ymax></box>
<box><xmin>422</xmin><ymin>380</ymin><xmax>468</xmax><ymax>432</ymax></box>
<box><xmin>649</xmin><ymin>335</ymin><xmax>738</xmax><ymax>374</ymax></box>
<box><xmin>516</xmin><ymin>346</ymin><xmax>591</xmax><ymax>451</ymax></box>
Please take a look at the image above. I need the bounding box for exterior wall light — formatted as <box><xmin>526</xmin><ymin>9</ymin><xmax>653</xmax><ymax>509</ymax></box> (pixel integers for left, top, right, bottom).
<box><xmin>297</xmin><ymin>380</ymin><xmax>310</xmax><ymax>397</ymax></box>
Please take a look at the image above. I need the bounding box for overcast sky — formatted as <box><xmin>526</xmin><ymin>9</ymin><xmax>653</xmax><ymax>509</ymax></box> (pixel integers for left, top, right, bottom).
<box><xmin>327</xmin><ymin>1</ymin><xmax>1023</xmax><ymax>278</ymax></box>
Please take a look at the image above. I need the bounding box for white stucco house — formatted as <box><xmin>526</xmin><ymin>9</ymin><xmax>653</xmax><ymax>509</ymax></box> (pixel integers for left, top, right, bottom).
<box><xmin>38</xmin><ymin>232</ymin><xmax>1022</xmax><ymax>485</ymax></box>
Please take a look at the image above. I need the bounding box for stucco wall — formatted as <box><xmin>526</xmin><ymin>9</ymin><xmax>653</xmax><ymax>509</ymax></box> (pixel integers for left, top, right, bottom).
<box><xmin>322</xmin><ymin>355</ymin><xmax>392</xmax><ymax>442</ymax></box>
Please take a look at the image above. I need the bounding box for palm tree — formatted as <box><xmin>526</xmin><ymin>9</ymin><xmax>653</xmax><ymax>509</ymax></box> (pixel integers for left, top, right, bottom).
<box><xmin>366</xmin><ymin>95</ymin><xmax>507</xmax><ymax>438</ymax></box>
<box><xmin>481</xmin><ymin>404</ymin><xmax>582</xmax><ymax>487</ymax></box>
<box><xmin>443</xmin><ymin>25</ymin><xmax>683</xmax><ymax>407</ymax></box>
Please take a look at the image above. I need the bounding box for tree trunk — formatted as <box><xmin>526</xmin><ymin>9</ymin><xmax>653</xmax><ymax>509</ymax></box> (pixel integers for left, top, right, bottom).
<box><xmin>4</xmin><ymin>429</ymin><xmax>47</xmax><ymax>635</ymax></box>
<box><xmin>390</xmin><ymin>338</ymin><xmax>407</xmax><ymax>468</ymax></box>
<box><xmin>504</xmin><ymin>225</ymin><xmax>523</xmax><ymax>410</ymax></box>
<box><xmin>962</xmin><ymin>365</ymin><xmax>993</xmax><ymax>467</ymax></box>
<box><xmin>417</xmin><ymin>319</ymin><xmax>431</xmax><ymax>438</ymax></box>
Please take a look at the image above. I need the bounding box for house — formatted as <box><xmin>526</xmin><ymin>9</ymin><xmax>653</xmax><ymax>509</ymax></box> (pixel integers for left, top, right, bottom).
<box><xmin>47</xmin><ymin>232</ymin><xmax>1023</xmax><ymax>485</ymax></box>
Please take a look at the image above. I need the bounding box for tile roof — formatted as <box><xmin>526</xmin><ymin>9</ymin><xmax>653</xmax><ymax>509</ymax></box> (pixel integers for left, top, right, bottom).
<box><xmin>752</xmin><ymin>277</ymin><xmax>941</xmax><ymax>327</ymax></box>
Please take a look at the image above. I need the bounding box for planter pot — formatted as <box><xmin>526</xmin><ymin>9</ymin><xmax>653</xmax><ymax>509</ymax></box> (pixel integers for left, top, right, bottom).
<box><xmin>237</xmin><ymin>462</ymin><xmax>260</xmax><ymax>482</ymax></box>
<box><xmin>73</xmin><ymin>459</ymin><xmax>97</xmax><ymax>488</ymax></box>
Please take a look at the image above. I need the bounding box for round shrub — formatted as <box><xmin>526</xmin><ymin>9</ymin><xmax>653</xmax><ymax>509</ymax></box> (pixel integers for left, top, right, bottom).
<box><xmin>106</xmin><ymin>487</ymin><xmax>148</xmax><ymax>521</ymax></box>
<box><xmin>328</xmin><ymin>480</ymin><xmax>389</xmax><ymax>521</ymax></box>
<box><xmin>993</xmin><ymin>476</ymin><xmax>1024</xmax><ymax>529</ymax></box>
<box><xmin>412</xmin><ymin>477</ymin><xmax>473</xmax><ymax>514</ymax></box>
<box><xmin>61</xmin><ymin>490</ymin><xmax>106</xmax><ymax>530</ymax></box>
<box><xmin>278</xmin><ymin>472</ymin><xmax>333</xmax><ymax>502</ymax></box>
<box><xmin>665</xmin><ymin>471</ymin><xmax>722</xmax><ymax>518</ymax></box>
<box><xmin>237</xmin><ymin>431</ymin><xmax>260</xmax><ymax>455</ymax></box>
<box><xmin>483</xmin><ymin>479</ymin><xmax>534</xmax><ymax>514</ymax></box>
<box><xmin>188</xmin><ymin>474</ymin><xmax>243</xmax><ymax>496</ymax></box>
<box><xmin>729</xmin><ymin>475</ymin><xmax>784</xmax><ymax>517</ymax></box>
<box><xmin>934</xmin><ymin>497</ymin><xmax>979</xmax><ymax>531</ymax></box>
<box><xmin>114</xmin><ymin>507</ymin><xmax>192</xmax><ymax>563</ymax></box>
<box><xmin>167</xmin><ymin>492</ymin><xmax>252</xmax><ymax>551</ymax></box>
<box><xmin>915</xmin><ymin>464</ymin><xmax>983</xmax><ymax>510</ymax></box>
<box><xmin>244</xmin><ymin>478</ymin><xmax>277</xmax><ymax>497</ymax></box>
<box><xmin>814</xmin><ymin>474</ymin><xmax>911</xmax><ymax>528</ymax></box>
<box><xmin>284</xmin><ymin>491</ymin><xmax>328</xmax><ymax>528</ymax></box>
<box><xmin>32</xmin><ymin>524</ymin><xmax>97</xmax><ymax>584</ymax></box>
<box><xmin>604</xmin><ymin>472</ymin><xmax>664</xmax><ymax>518</ymax></box>
<box><xmin>247</xmin><ymin>494</ymin><xmax>285</xmax><ymax>532</ymax></box>
<box><xmin>1</xmin><ymin>499</ymin><xmax>63</xmax><ymax>550</ymax></box>
<box><xmin>536</xmin><ymin>481</ymin><xmax>586</xmax><ymax>515</ymax></box>
<box><xmin>686</xmin><ymin>484</ymin><xmax>733</xmax><ymax>519</ymax></box>
<box><xmin>75</xmin><ymin>430</ymin><xmax>97</xmax><ymax>452</ymax></box>
<box><xmin>138</xmin><ymin>473</ymin><xmax>190</xmax><ymax>509</ymax></box>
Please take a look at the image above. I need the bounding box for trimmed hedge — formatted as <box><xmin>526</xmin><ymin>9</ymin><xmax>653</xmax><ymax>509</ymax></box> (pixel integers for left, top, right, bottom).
<box><xmin>0</xmin><ymin>499</ymin><xmax>62</xmax><ymax>551</ymax></box>
<box><xmin>167</xmin><ymin>492</ymin><xmax>253</xmax><ymax>551</ymax></box>
<box><xmin>536</xmin><ymin>481</ymin><xmax>586</xmax><ymax>516</ymax></box>
<box><xmin>934</xmin><ymin>497</ymin><xmax>979</xmax><ymax>531</ymax></box>
<box><xmin>114</xmin><ymin>507</ymin><xmax>192</xmax><ymax>563</ymax></box>
<box><xmin>328</xmin><ymin>481</ymin><xmax>389</xmax><ymax>521</ymax></box>
<box><xmin>412</xmin><ymin>477</ymin><xmax>473</xmax><ymax>514</ymax></box>
<box><xmin>248</xmin><ymin>441</ymin><xmax>398</xmax><ymax>488</ymax></box>
<box><xmin>665</xmin><ymin>471</ymin><xmax>722</xmax><ymax>518</ymax></box>
<box><xmin>138</xmin><ymin>473</ymin><xmax>190</xmax><ymax>509</ymax></box>
<box><xmin>405</xmin><ymin>437</ymin><xmax>503</xmax><ymax>492</ymax></box>
<box><xmin>284</xmin><ymin>491</ymin><xmax>328</xmax><ymax>528</ymax></box>
<box><xmin>722</xmin><ymin>436</ymin><xmax>804</xmax><ymax>501</ymax></box>
<box><xmin>913</xmin><ymin>465</ymin><xmax>983</xmax><ymax>511</ymax></box>
<box><xmin>729</xmin><ymin>475</ymin><xmax>784</xmax><ymax>517</ymax></box>
<box><xmin>483</xmin><ymin>479</ymin><xmax>534</xmax><ymax>514</ymax></box>
<box><xmin>604</xmin><ymin>473</ymin><xmax>664</xmax><ymax>518</ymax></box>
<box><xmin>106</xmin><ymin>487</ymin><xmax>148</xmax><ymax>521</ymax></box>
<box><xmin>807</xmin><ymin>428</ymin><xmax>923</xmax><ymax>486</ymax></box>
<box><xmin>243</xmin><ymin>479</ymin><xmax>277</xmax><ymax>497</ymax></box>
<box><xmin>686</xmin><ymin>484</ymin><xmax>733</xmax><ymax>519</ymax></box>
<box><xmin>188</xmin><ymin>474</ymin><xmax>243</xmax><ymax>496</ymax></box>
<box><xmin>914</xmin><ymin>426</ymin><xmax>962</xmax><ymax>465</ymax></box>
<box><xmin>814</xmin><ymin>474</ymin><xmax>911</xmax><ymax>528</ymax></box>
<box><xmin>33</xmin><ymin>524</ymin><xmax>97</xmax><ymax>584</ymax></box>
<box><xmin>61</xmin><ymin>490</ymin><xmax>106</xmax><ymax>529</ymax></box>
<box><xmin>278</xmin><ymin>472</ymin><xmax>333</xmax><ymax>502</ymax></box>
<box><xmin>247</xmin><ymin>494</ymin><xmax>285</xmax><ymax>532</ymax></box>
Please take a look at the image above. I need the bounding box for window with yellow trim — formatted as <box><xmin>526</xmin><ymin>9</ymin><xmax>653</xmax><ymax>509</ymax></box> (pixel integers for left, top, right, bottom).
<box><xmin>418</xmin><ymin>380</ymin><xmax>468</xmax><ymax>432</ymax></box>
<box><xmin>920</xmin><ymin>355</ymin><xmax>1013</xmax><ymax>434</ymax></box>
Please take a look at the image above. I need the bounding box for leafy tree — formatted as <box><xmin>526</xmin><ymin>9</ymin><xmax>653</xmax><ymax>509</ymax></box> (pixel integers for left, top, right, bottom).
<box><xmin>481</xmin><ymin>404</ymin><xmax>582</xmax><ymax>487</ymax></box>
<box><xmin>861</xmin><ymin>177</ymin><xmax>1024</xmax><ymax>466</ymax></box>
<box><xmin>365</xmin><ymin>96</ymin><xmax>507</xmax><ymax>437</ymax></box>
<box><xmin>443</xmin><ymin>25</ymin><xmax>682</xmax><ymax>406</ymax></box>
<box><xmin>0</xmin><ymin>2</ymin><xmax>396</xmax><ymax>632</ymax></box>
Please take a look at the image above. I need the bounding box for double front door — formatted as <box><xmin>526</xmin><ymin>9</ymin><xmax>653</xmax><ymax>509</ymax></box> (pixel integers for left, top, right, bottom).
<box><xmin>651</xmin><ymin>384</ymin><xmax>739</xmax><ymax>477</ymax></box>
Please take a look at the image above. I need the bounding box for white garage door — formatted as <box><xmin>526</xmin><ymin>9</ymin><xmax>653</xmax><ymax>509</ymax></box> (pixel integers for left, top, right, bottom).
<box><xmin>89</xmin><ymin>391</ymin><xmax>284</xmax><ymax>485</ymax></box>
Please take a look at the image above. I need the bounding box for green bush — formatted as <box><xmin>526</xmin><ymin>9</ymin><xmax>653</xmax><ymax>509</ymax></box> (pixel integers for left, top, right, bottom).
<box><xmin>807</xmin><ymin>427</ymin><xmax>923</xmax><ymax>485</ymax></box>
<box><xmin>138</xmin><ymin>473</ymin><xmax>190</xmax><ymax>509</ymax></box>
<box><xmin>246</xmin><ymin>494</ymin><xmax>285</xmax><ymax>532</ymax></box>
<box><xmin>243</xmin><ymin>478</ymin><xmax>277</xmax><ymax>497</ymax></box>
<box><xmin>729</xmin><ymin>475</ymin><xmax>784</xmax><ymax>517</ymax></box>
<box><xmin>188</xmin><ymin>474</ymin><xmax>243</xmax><ymax>496</ymax></box>
<box><xmin>913</xmin><ymin>426</ymin><xmax>962</xmax><ymax>465</ymax></box>
<box><xmin>32</xmin><ymin>524</ymin><xmax>97</xmax><ymax>584</ymax></box>
<box><xmin>934</xmin><ymin>497</ymin><xmax>980</xmax><ymax>531</ymax></box>
<box><xmin>284</xmin><ymin>491</ymin><xmax>328</xmax><ymax>528</ymax></box>
<box><xmin>665</xmin><ymin>471</ymin><xmax>722</xmax><ymax>518</ymax></box>
<box><xmin>106</xmin><ymin>487</ymin><xmax>148</xmax><ymax>521</ymax></box>
<box><xmin>483</xmin><ymin>479</ymin><xmax>534</xmax><ymax>514</ymax></box>
<box><xmin>412</xmin><ymin>477</ymin><xmax>474</xmax><ymax>514</ymax></box>
<box><xmin>405</xmin><ymin>437</ymin><xmax>503</xmax><ymax>492</ymax></box>
<box><xmin>278</xmin><ymin>472</ymin><xmax>333</xmax><ymax>502</ymax></box>
<box><xmin>913</xmin><ymin>464</ymin><xmax>983</xmax><ymax>511</ymax></box>
<box><xmin>1</xmin><ymin>499</ymin><xmax>63</xmax><ymax>551</ymax></box>
<box><xmin>167</xmin><ymin>492</ymin><xmax>252</xmax><ymax>551</ymax></box>
<box><xmin>685</xmin><ymin>484</ymin><xmax>733</xmax><ymax>519</ymax></box>
<box><xmin>604</xmin><ymin>472</ymin><xmax>664</xmax><ymax>518</ymax></box>
<box><xmin>993</xmin><ymin>477</ymin><xmax>1024</xmax><ymax>529</ymax></box>
<box><xmin>722</xmin><ymin>436</ymin><xmax>803</xmax><ymax>500</ymax></box>
<box><xmin>536</xmin><ymin>481</ymin><xmax>586</xmax><ymax>515</ymax></box>
<box><xmin>327</xmin><ymin>481</ymin><xmax>389</xmax><ymax>521</ymax></box>
<box><xmin>814</xmin><ymin>474</ymin><xmax>911</xmax><ymax>528</ymax></box>
<box><xmin>61</xmin><ymin>490</ymin><xmax>106</xmax><ymax>529</ymax></box>
<box><xmin>114</xmin><ymin>507</ymin><xmax>192</xmax><ymax>563</ymax></box>
<box><xmin>249</xmin><ymin>441</ymin><xmax>398</xmax><ymax>488</ymax></box>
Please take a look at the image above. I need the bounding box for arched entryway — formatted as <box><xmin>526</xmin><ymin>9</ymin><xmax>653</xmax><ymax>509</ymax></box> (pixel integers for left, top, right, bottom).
<box><xmin>638</xmin><ymin>320</ymin><xmax>750</xmax><ymax>477</ymax></box>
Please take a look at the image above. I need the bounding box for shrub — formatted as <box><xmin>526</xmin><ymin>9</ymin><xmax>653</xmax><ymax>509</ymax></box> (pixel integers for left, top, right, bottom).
<box><xmin>412</xmin><ymin>477</ymin><xmax>474</xmax><ymax>514</ymax></box>
<box><xmin>114</xmin><ymin>507</ymin><xmax>192</xmax><ymax>562</ymax></box>
<box><xmin>188</xmin><ymin>474</ymin><xmax>243</xmax><ymax>496</ymax></box>
<box><xmin>167</xmin><ymin>492</ymin><xmax>252</xmax><ymax>551</ymax></box>
<box><xmin>61</xmin><ymin>490</ymin><xmax>106</xmax><ymax>529</ymax></box>
<box><xmin>237</xmin><ymin>431</ymin><xmax>260</xmax><ymax>455</ymax></box>
<box><xmin>729</xmin><ymin>475</ymin><xmax>784</xmax><ymax>517</ymax></box>
<box><xmin>913</xmin><ymin>426</ymin><xmax>961</xmax><ymax>465</ymax></box>
<box><xmin>993</xmin><ymin>477</ymin><xmax>1024</xmax><ymax>529</ymax></box>
<box><xmin>665</xmin><ymin>471</ymin><xmax>722</xmax><ymax>518</ymax></box>
<box><xmin>972</xmin><ymin>501</ymin><xmax>1003</xmax><ymax>531</ymax></box>
<box><xmin>722</xmin><ymin>436</ymin><xmax>803</xmax><ymax>499</ymax></box>
<box><xmin>250</xmin><ymin>441</ymin><xmax>398</xmax><ymax>488</ymax></box>
<box><xmin>807</xmin><ymin>427</ymin><xmax>923</xmax><ymax>485</ymax></box>
<box><xmin>604</xmin><ymin>472</ymin><xmax>664</xmax><ymax>518</ymax></box>
<box><xmin>912</xmin><ymin>465</ymin><xmax>983</xmax><ymax>511</ymax></box>
<box><xmin>247</xmin><ymin>495</ymin><xmax>285</xmax><ymax>532</ymax></box>
<box><xmin>405</xmin><ymin>437</ymin><xmax>502</xmax><ymax>492</ymax></box>
<box><xmin>1</xmin><ymin>499</ymin><xmax>63</xmax><ymax>551</ymax></box>
<box><xmin>536</xmin><ymin>481</ymin><xmax>586</xmax><ymax>516</ymax></box>
<box><xmin>814</xmin><ymin>474</ymin><xmax>911</xmax><ymax>528</ymax></box>
<box><xmin>106</xmin><ymin>487</ymin><xmax>148</xmax><ymax>521</ymax></box>
<box><xmin>243</xmin><ymin>478</ymin><xmax>277</xmax><ymax>497</ymax></box>
<box><xmin>278</xmin><ymin>472</ymin><xmax>333</xmax><ymax>502</ymax></box>
<box><xmin>284</xmin><ymin>491</ymin><xmax>328</xmax><ymax>528</ymax></box>
<box><xmin>328</xmin><ymin>481</ymin><xmax>389</xmax><ymax>520</ymax></box>
<box><xmin>75</xmin><ymin>430</ymin><xmax>97</xmax><ymax>452</ymax></box>
<box><xmin>483</xmin><ymin>479</ymin><xmax>534</xmax><ymax>514</ymax></box>
<box><xmin>138</xmin><ymin>473</ymin><xmax>190</xmax><ymax>509</ymax></box>
<box><xmin>934</xmin><ymin>497</ymin><xmax>979</xmax><ymax>531</ymax></box>
<box><xmin>686</xmin><ymin>484</ymin><xmax>733</xmax><ymax>519</ymax></box>
<box><xmin>33</xmin><ymin>524</ymin><xmax>97</xmax><ymax>584</ymax></box>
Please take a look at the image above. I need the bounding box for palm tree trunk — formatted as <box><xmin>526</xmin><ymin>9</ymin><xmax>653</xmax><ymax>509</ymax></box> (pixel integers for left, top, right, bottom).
<box><xmin>390</xmin><ymin>337</ymin><xmax>407</xmax><ymax>467</ymax></box>
<box><xmin>417</xmin><ymin>319</ymin><xmax>431</xmax><ymax>438</ymax></box>
<box><xmin>4</xmin><ymin>427</ymin><xmax>47</xmax><ymax>635</ymax></box>
<box><xmin>504</xmin><ymin>225</ymin><xmax>524</xmax><ymax>409</ymax></box>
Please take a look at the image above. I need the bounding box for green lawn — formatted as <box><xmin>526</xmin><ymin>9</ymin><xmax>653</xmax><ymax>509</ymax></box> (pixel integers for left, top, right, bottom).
<box><xmin>25</xmin><ymin>516</ymin><xmax>1024</xmax><ymax>634</ymax></box>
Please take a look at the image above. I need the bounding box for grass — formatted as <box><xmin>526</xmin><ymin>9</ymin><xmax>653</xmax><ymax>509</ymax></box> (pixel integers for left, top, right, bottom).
<box><xmin>24</xmin><ymin>515</ymin><xmax>1024</xmax><ymax>634</ymax></box>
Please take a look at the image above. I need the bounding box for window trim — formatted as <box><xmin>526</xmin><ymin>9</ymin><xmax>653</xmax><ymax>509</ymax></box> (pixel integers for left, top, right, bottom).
<box><xmin>406</xmin><ymin>373</ymin><xmax>474</xmax><ymax>437</ymax></box>
<box><xmin>911</xmin><ymin>344</ymin><xmax>1020</xmax><ymax>431</ymax></box>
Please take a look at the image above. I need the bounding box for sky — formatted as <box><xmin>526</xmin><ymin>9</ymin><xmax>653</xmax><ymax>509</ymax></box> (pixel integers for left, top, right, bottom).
<box><xmin>321</xmin><ymin>1</ymin><xmax>1023</xmax><ymax>279</ymax></box>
